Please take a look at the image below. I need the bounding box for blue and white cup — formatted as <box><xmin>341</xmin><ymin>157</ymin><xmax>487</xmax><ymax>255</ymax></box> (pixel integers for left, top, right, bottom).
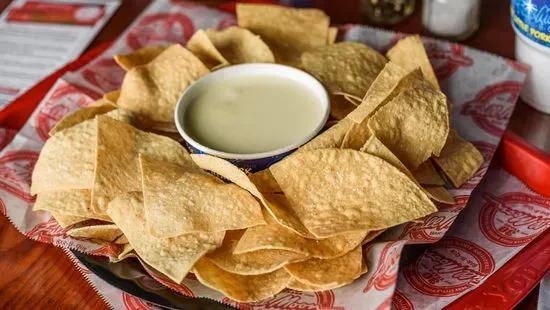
<box><xmin>174</xmin><ymin>64</ymin><xmax>330</xmax><ymax>173</ymax></box>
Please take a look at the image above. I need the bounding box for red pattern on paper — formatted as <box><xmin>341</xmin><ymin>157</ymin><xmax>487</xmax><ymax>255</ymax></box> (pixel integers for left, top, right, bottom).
<box><xmin>140</xmin><ymin>262</ymin><xmax>194</xmax><ymax>297</ymax></box>
<box><xmin>25</xmin><ymin>216</ymin><xmax>66</xmax><ymax>243</ymax></box>
<box><xmin>507</xmin><ymin>59</ymin><xmax>530</xmax><ymax>74</ymax></box>
<box><xmin>0</xmin><ymin>150</ymin><xmax>39</xmax><ymax>202</ymax></box>
<box><xmin>87</xmin><ymin>243</ymin><xmax>121</xmax><ymax>258</ymax></box>
<box><xmin>376</xmin><ymin>295</ymin><xmax>393</xmax><ymax>310</ymax></box>
<box><xmin>462</xmin><ymin>142</ymin><xmax>497</xmax><ymax>189</ymax></box>
<box><xmin>399</xmin><ymin>196</ymin><xmax>469</xmax><ymax>243</ymax></box>
<box><xmin>479</xmin><ymin>192</ymin><xmax>550</xmax><ymax>247</ymax></box>
<box><xmin>425</xmin><ymin>42</ymin><xmax>473</xmax><ymax>81</ymax></box>
<box><xmin>82</xmin><ymin>58</ymin><xmax>125</xmax><ymax>92</ymax></box>
<box><xmin>223</xmin><ymin>290</ymin><xmax>340</xmax><ymax>310</ymax></box>
<box><xmin>404</xmin><ymin>237</ymin><xmax>495</xmax><ymax>296</ymax></box>
<box><xmin>35</xmin><ymin>83</ymin><xmax>97</xmax><ymax>141</ymax></box>
<box><xmin>364</xmin><ymin>242</ymin><xmax>402</xmax><ymax>292</ymax></box>
<box><xmin>391</xmin><ymin>290</ymin><xmax>414</xmax><ymax>310</ymax></box>
<box><xmin>217</xmin><ymin>16</ymin><xmax>237</xmax><ymax>30</ymax></box>
<box><xmin>0</xmin><ymin>128</ymin><xmax>16</xmax><ymax>151</ymax></box>
<box><xmin>460</xmin><ymin>81</ymin><xmax>522</xmax><ymax>137</ymax></box>
<box><xmin>122</xmin><ymin>292</ymin><xmax>156</xmax><ymax>310</ymax></box>
<box><xmin>0</xmin><ymin>198</ymin><xmax>6</xmax><ymax>216</ymax></box>
<box><xmin>126</xmin><ymin>13</ymin><xmax>195</xmax><ymax>50</ymax></box>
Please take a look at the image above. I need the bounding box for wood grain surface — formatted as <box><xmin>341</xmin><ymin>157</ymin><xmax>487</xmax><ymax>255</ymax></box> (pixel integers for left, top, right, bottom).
<box><xmin>0</xmin><ymin>0</ymin><xmax>546</xmax><ymax>309</ymax></box>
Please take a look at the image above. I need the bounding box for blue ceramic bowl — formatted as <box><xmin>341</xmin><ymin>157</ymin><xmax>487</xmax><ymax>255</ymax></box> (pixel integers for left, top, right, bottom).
<box><xmin>174</xmin><ymin>64</ymin><xmax>330</xmax><ymax>173</ymax></box>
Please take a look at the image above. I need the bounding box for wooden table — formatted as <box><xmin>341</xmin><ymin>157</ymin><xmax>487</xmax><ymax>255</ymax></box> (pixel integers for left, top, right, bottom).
<box><xmin>0</xmin><ymin>0</ymin><xmax>547</xmax><ymax>309</ymax></box>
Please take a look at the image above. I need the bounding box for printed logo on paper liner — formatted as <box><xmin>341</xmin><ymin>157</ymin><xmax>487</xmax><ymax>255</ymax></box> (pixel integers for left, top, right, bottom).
<box><xmin>122</xmin><ymin>292</ymin><xmax>156</xmax><ymax>310</ymax></box>
<box><xmin>363</xmin><ymin>242</ymin><xmax>402</xmax><ymax>292</ymax></box>
<box><xmin>25</xmin><ymin>216</ymin><xmax>67</xmax><ymax>243</ymax></box>
<box><xmin>461</xmin><ymin>81</ymin><xmax>523</xmax><ymax>138</ymax></box>
<box><xmin>126</xmin><ymin>13</ymin><xmax>195</xmax><ymax>50</ymax></box>
<box><xmin>0</xmin><ymin>150</ymin><xmax>39</xmax><ymax>202</ymax></box>
<box><xmin>404</xmin><ymin>237</ymin><xmax>495</xmax><ymax>297</ymax></box>
<box><xmin>223</xmin><ymin>290</ymin><xmax>340</xmax><ymax>310</ymax></box>
<box><xmin>376</xmin><ymin>295</ymin><xmax>393</xmax><ymax>310</ymax></box>
<box><xmin>82</xmin><ymin>58</ymin><xmax>125</xmax><ymax>92</ymax></box>
<box><xmin>399</xmin><ymin>196</ymin><xmax>469</xmax><ymax>243</ymax></box>
<box><xmin>35</xmin><ymin>83</ymin><xmax>98</xmax><ymax>141</ymax></box>
<box><xmin>479</xmin><ymin>193</ymin><xmax>550</xmax><ymax>247</ymax></box>
<box><xmin>0</xmin><ymin>128</ymin><xmax>16</xmax><ymax>151</ymax></box>
<box><xmin>86</xmin><ymin>243</ymin><xmax>121</xmax><ymax>258</ymax></box>
<box><xmin>391</xmin><ymin>290</ymin><xmax>414</xmax><ymax>310</ymax></box>
<box><xmin>462</xmin><ymin>142</ymin><xmax>497</xmax><ymax>189</ymax></box>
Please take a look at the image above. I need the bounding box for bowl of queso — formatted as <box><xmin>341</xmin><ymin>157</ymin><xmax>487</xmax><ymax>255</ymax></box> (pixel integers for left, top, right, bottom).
<box><xmin>174</xmin><ymin>63</ymin><xmax>330</xmax><ymax>172</ymax></box>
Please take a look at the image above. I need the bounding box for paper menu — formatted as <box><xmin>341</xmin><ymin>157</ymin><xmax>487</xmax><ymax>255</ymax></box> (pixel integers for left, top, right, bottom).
<box><xmin>0</xmin><ymin>0</ymin><xmax>119</xmax><ymax>109</ymax></box>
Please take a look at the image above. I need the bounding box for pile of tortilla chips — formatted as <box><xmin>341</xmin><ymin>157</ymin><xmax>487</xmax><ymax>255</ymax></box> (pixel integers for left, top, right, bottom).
<box><xmin>30</xmin><ymin>4</ymin><xmax>484</xmax><ymax>303</ymax></box>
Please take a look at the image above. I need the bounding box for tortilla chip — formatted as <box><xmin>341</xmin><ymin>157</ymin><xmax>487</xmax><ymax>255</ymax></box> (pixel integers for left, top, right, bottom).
<box><xmin>300</xmin><ymin>42</ymin><xmax>387</xmax><ymax>118</ymax></box>
<box><xmin>92</xmin><ymin>116</ymin><xmax>193</xmax><ymax>214</ymax></box>
<box><xmin>32</xmin><ymin>110</ymin><xmax>137</xmax><ymax>194</ymax></box>
<box><xmin>193</xmin><ymin>258</ymin><xmax>291</xmax><ymax>303</ymax></box>
<box><xmin>284</xmin><ymin>246</ymin><xmax>362</xmax><ymax>286</ymax></box>
<box><xmin>187</xmin><ymin>29</ymin><xmax>229</xmax><ymax>69</ymax></box>
<box><xmin>347</xmin><ymin>63</ymin><xmax>422</xmax><ymax>124</ymax></box>
<box><xmin>424</xmin><ymin>186</ymin><xmax>456</xmax><ymax>204</ymax></box>
<box><xmin>386</xmin><ymin>35</ymin><xmax>440</xmax><ymax>90</ymax></box>
<box><xmin>235</xmin><ymin>209</ymin><xmax>367</xmax><ymax>259</ymax></box>
<box><xmin>341</xmin><ymin>118</ymin><xmax>371</xmax><ymax>150</ymax></box>
<box><xmin>329</xmin><ymin>95</ymin><xmax>357</xmax><ymax>120</ymax></box>
<box><xmin>110</xmin><ymin>243</ymin><xmax>135</xmax><ymax>263</ymax></box>
<box><xmin>189</xmin><ymin>154</ymin><xmax>313</xmax><ymax>238</ymax></box>
<box><xmin>114</xmin><ymin>45</ymin><xmax>168</xmax><ymax>71</ymax></box>
<box><xmin>433</xmin><ymin>129</ymin><xmax>484</xmax><ymax>188</ymax></box>
<box><xmin>299</xmin><ymin>118</ymin><xmax>354</xmax><ymax>152</ymax></box>
<box><xmin>270</xmin><ymin>149</ymin><xmax>437</xmax><ymax>238</ymax></box>
<box><xmin>107</xmin><ymin>192</ymin><xmax>225</xmax><ymax>283</ymax></box>
<box><xmin>205</xmin><ymin>26</ymin><xmax>275</xmax><ymax>64</ymax></box>
<box><xmin>51</xmin><ymin>212</ymin><xmax>88</xmax><ymax>228</ymax></box>
<box><xmin>117</xmin><ymin>44</ymin><xmax>209</xmax><ymax>123</ymax></box>
<box><xmin>114</xmin><ymin>235</ymin><xmax>129</xmax><ymax>244</ymax></box>
<box><xmin>327</xmin><ymin>27</ymin><xmax>338</xmax><ymax>44</ymax></box>
<box><xmin>237</xmin><ymin>4</ymin><xmax>329</xmax><ymax>64</ymax></box>
<box><xmin>413</xmin><ymin>160</ymin><xmax>445</xmax><ymax>186</ymax></box>
<box><xmin>287</xmin><ymin>277</ymin><xmax>354</xmax><ymax>292</ymax></box>
<box><xmin>206</xmin><ymin>230</ymin><xmax>306</xmax><ymax>275</ymax></box>
<box><xmin>249</xmin><ymin>169</ymin><xmax>283</xmax><ymax>193</ymax></box>
<box><xmin>140</xmin><ymin>155</ymin><xmax>265</xmax><ymax>237</ymax></box>
<box><xmin>49</xmin><ymin>104</ymin><xmax>115</xmax><ymax>136</ymax></box>
<box><xmin>361</xmin><ymin>230</ymin><xmax>385</xmax><ymax>245</ymax></box>
<box><xmin>34</xmin><ymin>189</ymin><xmax>110</xmax><ymax>221</ymax></box>
<box><xmin>102</xmin><ymin>89</ymin><xmax>120</xmax><ymax>105</ymax></box>
<box><xmin>368</xmin><ymin>86</ymin><xmax>449</xmax><ymax>169</ymax></box>
<box><xmin>67</xmin><ymin>224</ymin><xmax>122</xmax><ymax>242</ymax></box>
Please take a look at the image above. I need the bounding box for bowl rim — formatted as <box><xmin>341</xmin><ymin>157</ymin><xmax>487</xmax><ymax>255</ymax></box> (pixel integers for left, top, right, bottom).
<box><xmin>174</xmin><ymin>63</ymin><xmax>330</xmax><ymax>160</ymax></box>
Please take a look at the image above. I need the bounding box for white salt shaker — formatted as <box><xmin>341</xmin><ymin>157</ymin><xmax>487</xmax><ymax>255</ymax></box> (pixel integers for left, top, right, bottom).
<box><xmin>422</xmin><ymin>0</ymin><xmax>481</xmax><ymax>40</ymax></box>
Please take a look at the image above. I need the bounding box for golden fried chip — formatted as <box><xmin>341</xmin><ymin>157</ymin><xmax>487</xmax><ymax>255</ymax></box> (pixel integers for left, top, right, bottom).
<box><xmin>235</xmin><ymin>209</ymin><xmax>367</xmax><ymax>259</ymax></box>
<box><xmin>140</xmin><ymin>156</ymin><xmax>265</xmax><ymax>237</ymax></box>
<box><xmin>413</xmin><ymin>160</ymin><xmax>445</xmax><ymax>186</ymax></box>
<box><xmin>424</xmin><ymin>186</ymin><xmax>456</xmax><ymax>204</ymax></box>
<box><xmin>117</xmin><ymin>44</ymin><xmax>209</xmax><ymax>123</ymax></box>
<box><xmin>67</xmin><ymin>224</ymin><xmax>122</xmax><ymax>242</ymax></box>
<box><xmin>51</xmin><ymin>212</ymin><xmax>88</xmax><ymax>228</ymax></box>
<box><xmin>249</xmin><ymin>169</ymin><xmax>282</xmax><ymax>193</ymax></box>
<box><xmin>269</xmin><ymin>149</ymin><xmax>437</xmax><ymax>238</ymax></box>
<box><xmin>287</xmin><ymin>277</ymin><xmax>354</xmax><ymax>292</ymax></box>
<box><xmin>114</xmin><ymin>45</ymin><xmax>168</xmax><ymax>71</ymax></box>
<box><xmin>189</xmin><ymin>154</ymin><xmax>312</xmax><ymax>238</ymax></box>
<box><xmin>387</xmin><ymin>35</ymin><xmax>440</xmax><ymax>90</ymax></box>
<box><xmin>49</xmin><ymin>104</ymin><xmax>115</xmax><ymax>136</ymax></box>
<box><xmin>327</xmin><ymin>27</ymin><xmax>338</xmax><ymax>44</ymax></box>
<box><xmin>284</xmin><ymin>246</ymin><xmax>362</xmax><ymax>286</ymax></box>
<box><xmin>107</xmin><ymin>192</ymin><xmax>224</xmax><ymax>283</ymax></box>
<box><xmin>361</xmin><ymin>230</ymin><xmax>385</xmax><ymax>245</ymax></box>
<box><xmin>103</xmin><ymin>89</ymin><xmax>120</xmax><ymax>105</ymax></box>
<box><xmin>114</xmin><ymin>234</ymin><xmax>129</xmax><ymax>244</ymax></box>
<box><xmin>205</xmin><ymin>26</ymin><xmax>275</xmax><ymax>64</ymax></box>
<box><xmin>237</xmin><ymin>4</ymin><xmax>329</xmax><ymax>64</ymax></box>
<box><xmin>92</xmin><ymin>116</ymin><xmax>193</xmax><ymax>214</ymax></box>
<box><xmin>347</xmin><ymin>63</ymin><xmax>422</xmax><ymax>124</ymax></box>
<box><xmin>433</xmin><ymin>129</ymin><xmax>484</xmax><ymax>188</ymax></box>
<box><xmin>300</xmin><ymin>42</ymin><xmax>387</xmax><ymax>119</ymax></box>
<box><xmin>368</xmin><ymin>86</ymin><xmax>449</xmax><ymax>169</ymax></box>
<box><xmin>193</xmin><ymin>258</ymin><xmax>291</xmax><ymax>303</ymax></box>
<box><xmin>341</xmin><ymin>118</ymin><xmax>371</xmax><ymax>150</ymax></box>
<box><xmin>34</xmin><ymin>189</ymin><xmax>110</xmax><ymax>221</ymax></box>
<box><xmin>110</xmin><ymin>243</ymin><xmax>135</xmax><ymax>263</ymax></box>
<box><xmin>187</xmin><ymin>29</ymin><xmax>229</xmax><ymax>69</ymax></box>
<box><xmin>299</xmin><ymin>118</ymin><xmax>353</xmax><ymax>152</ymax></box>
<box><xmin>207</xmin><ymin>230</ymin><xmax>307</xmax><ymax>275</ymax></box>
